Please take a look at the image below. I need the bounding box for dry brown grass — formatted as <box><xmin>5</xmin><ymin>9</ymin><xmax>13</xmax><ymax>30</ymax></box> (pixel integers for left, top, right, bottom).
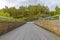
<box><xmin>0</xmin><ymin>21</ymin><xmax>25</xmax><ymax>35</ymax></box>
<box><xmin>34</xmin><ymin>20</ymin><xmax>60</xmax><ymax>36</ymax></box>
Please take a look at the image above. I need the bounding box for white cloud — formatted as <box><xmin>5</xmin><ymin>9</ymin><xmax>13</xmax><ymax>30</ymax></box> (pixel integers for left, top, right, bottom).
<box><xmin>36</xmin><ymin>0</ymin><xmax>60</xmax><ymax>11</ymax></box>
<box><xmin>0</xmin><ymin>0</ymin><xmax>60</xmax><ymax>11</ymax></box>
<box><xmin>0</xmin><ymin>0</ymin><xmax>7</xmax><ymax>9</ymax></box>
<box><xmin>0</xmin><ymin>0</ymin><xmax>27</xmax><ymax>9</ymax></box>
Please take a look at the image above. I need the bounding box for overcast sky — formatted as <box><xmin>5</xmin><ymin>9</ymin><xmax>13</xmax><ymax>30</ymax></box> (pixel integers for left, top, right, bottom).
<box><xmin>0</xmin><ymin>0</ymin><xmax>60</xmax><ymax>11</ymax></box>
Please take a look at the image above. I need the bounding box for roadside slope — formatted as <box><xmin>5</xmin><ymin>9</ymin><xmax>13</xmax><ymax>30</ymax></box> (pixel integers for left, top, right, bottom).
<box><xmin>0</xmin><ymin>21</ymin><xmax>26</xmax><ymax>35</ymax></box>
<box><xmin>0</xmin><ymin>22</ymin><xmax>60</xmax><ymax>40</ymax></box>
<box><xmin>34</xmin><ymin>20</ymin><xmax>60</xmax><ymax>36</ymax></box>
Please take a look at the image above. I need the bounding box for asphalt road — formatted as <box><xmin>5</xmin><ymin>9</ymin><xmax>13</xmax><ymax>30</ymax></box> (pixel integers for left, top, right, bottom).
<box><xmin>0</xmin><ymin>22</ymin><xmax>60</xmax><ymax>40</ymax></box>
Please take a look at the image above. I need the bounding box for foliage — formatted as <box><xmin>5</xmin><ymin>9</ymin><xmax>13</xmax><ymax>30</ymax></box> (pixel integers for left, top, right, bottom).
<box><xmin>1</xmin><ymin>4</ymin><xmax>60</xmax><ymax>21</ymax></box>
<box><xmin>55</xmin><ymin>6</ymin><xmax>60</xmax><ymax>15</ymax></box>
<box><xmin>4</xmin><ymin>12</ymin><xmax>10</xmax><ymax>17</ymax></box>
<box><xmin>0</xmin><ymin>10</ymin><xmax>5</xmax><ymax>16</ymax></box>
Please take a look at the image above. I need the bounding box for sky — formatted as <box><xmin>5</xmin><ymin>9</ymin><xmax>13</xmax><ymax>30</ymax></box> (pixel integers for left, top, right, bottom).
<box><xmin>0</xmin><ymin>0</ymin><xmax>60</xmax><ymax>11</ymax></box>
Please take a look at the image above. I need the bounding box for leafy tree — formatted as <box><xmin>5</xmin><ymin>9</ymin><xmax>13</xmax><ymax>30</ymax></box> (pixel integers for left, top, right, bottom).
<box><xmin>55</xmin><ymin>6</ymin><xmax>60</xmax><ymax>15</ymax></box>
<box><xmin>0</xmin><ymin>10</ymin><xmax>5</xmax><ymax>16</ymax></box>
<box><xmin>18</xmin><ymin>6</ymin><xmax>28</xmax><ymax>17</ymax></box>
<box><xmin>4</xmin><ymin>12</ymin><xmax>10</xmax><ymax>17</ymax></box>
<box><xmin>0</xmin><ymin>4</ymin><xmax>52</xmax><ymax>21</ymax></box>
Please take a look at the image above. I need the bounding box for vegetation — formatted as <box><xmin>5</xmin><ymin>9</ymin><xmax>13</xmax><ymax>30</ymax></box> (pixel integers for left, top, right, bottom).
<box><xmin>0</xmin><ymin>4</ymin><xmax>60</xmax><ymax>21</ymax></box>
<box><xmin>35</xmin><ymin>20</ymin><xmax>60</xmax><ymax>36</ymax></box>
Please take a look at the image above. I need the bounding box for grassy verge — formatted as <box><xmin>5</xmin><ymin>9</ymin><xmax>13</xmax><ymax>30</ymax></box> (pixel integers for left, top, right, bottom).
<box><xmin>34</xmin><ymin>20</ymin><xmax>60</xmax><ymax>36</ymax></box>
<box><xmin>0</xmin><ymin>21</ymin><xmax>26</xmax><ymax>36</ymax></box>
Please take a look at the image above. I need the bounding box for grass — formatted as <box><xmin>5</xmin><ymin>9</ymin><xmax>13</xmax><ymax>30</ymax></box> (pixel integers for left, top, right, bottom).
<box><xmin>34</xmin><ymin>20</ymin><xmax>60</xmax><ymax>36</ymax></box>
<box><xmin>0</xmin><ymin>21</ymin><xmax>26</xmax><ymax>35</ymax></box>
<box><xmin>0</xmin><ymin>16</ymin><xmax>26</xmax><ymax>35</ymax></box>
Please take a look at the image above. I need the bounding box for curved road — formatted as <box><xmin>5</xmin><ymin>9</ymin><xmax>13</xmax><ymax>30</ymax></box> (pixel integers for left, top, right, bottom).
<box><xmin>0</xmin><ymin>22</ymin><xmax>60</xmax><ymax>40</ymax></box>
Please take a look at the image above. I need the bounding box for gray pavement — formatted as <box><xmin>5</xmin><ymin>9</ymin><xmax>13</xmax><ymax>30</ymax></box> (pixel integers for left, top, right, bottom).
<box><xmin>0</xmin><ymin>22</ymin><xmax>60</xmax><ymax>40</ymax></box>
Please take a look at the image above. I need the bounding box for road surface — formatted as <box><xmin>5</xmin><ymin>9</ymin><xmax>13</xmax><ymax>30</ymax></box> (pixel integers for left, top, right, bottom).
<box><xmin>0</xmin><ymin>22</ymin><xmax>60</xmax><ymax>40</ymax></box>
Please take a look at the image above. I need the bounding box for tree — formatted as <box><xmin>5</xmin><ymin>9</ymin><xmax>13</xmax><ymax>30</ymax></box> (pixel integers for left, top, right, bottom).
<box><xmin>4</xmin><ymin>12</ymin><xmax>10</xmax><ymax>17</ymax></box>
<box><xmin>55</xmin><ymin>6</ymin><xmax>60</xmax><ymax>15</ymax></box>
<box><xmin>4</xmin><ymin>7</ymin><xmax>18</xmax><ymax>18</ymax></box>
<box><xmin>18</xmin><ymin>6</ymin><xmax>28</xmax><ymax>18</ymax></box>
<box><xmin>0</xmin><ymin>4</ymin><xmax>51</xmax><ymax>20</ymax></box>
<box><xmin>0</xmin><ymin>10</ymin><xmax>5</xmax><ymax>16</ymax></box>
